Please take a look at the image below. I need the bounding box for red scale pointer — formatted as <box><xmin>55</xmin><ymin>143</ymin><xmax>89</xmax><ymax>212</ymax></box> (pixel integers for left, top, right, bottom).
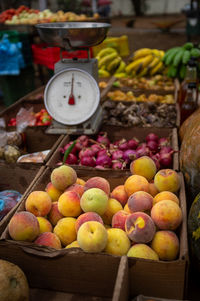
<box><xmin>68</xmin><ymin>73</ymin><xmax>75</xmax><ymax>105</ymax></box>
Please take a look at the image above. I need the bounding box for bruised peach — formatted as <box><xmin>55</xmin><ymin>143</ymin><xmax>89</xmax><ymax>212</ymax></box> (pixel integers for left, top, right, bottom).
<box><xmin>66</xmin><ymin>240</ymin><xmax>80</xmax><ymax>249</ymax></box>
<box><xmin>47</xmin><ymin>202</ymin><xmax>64</xmax><ymax>226</ymax></box>
<box><xmin>101</xmin><ymin>198</ymin><xmax>123</xmax><ymax>225</ymax></box>
<box><xmin>25</xmin><ymin>191</ymin><xmax>52</xmax><ymax>217</ymax></box>
<box><xmin>8</xmin><ymin>211</ymin><xmax>40</xmax><ymax>242</ymax></box>
<box><xmin>128</xmin><ymin>191</ymin><xmax>153</xmax><ymax>213</ymax></box>
<box><xmin>34</xmin><ymin>232</ymin><xmax>61</xmax><ymax>249</ymax></box>
<box><xmin>151</xmin><ymin>200</ymin><xmax>182</xmax><ymax>230</ymax></box>
<box><xmin>127</xmin><ymin>244</ymin><xmax>159</xmax><ymax>261</ymax></box>
<box><xmin>75</xmin><ymin>212</ymin><xmax>103</xmax><ymax>233</ymax></box>
<box><xmin>153</xmin><ymin>191</ymin><xmax>179</xmax><ymax>206</ymax></box>
<box><xmin>58</xmin><ymin>191</ymin><xmax>81</xmax><ymax>217</ymax></box>
<box><xmin>124</xmin><ymin>175</ymin><xmax>149</xmax><ymax>197</ymax></box>
<box><xmin>130</xmin><ymin>156</ymin><xmax>157</xmax><ymax>181</ymax></box>
<box><xmin>151</xmin><ymin>230</ymin><xmax>179</xmax><ymax>261</ymax></box>
<box><xmin>125</xmin><ymin>212</ymin><xmax>156</xmax><ymax>243</ymax></box>
<box><xmin>110</xmin><ymin>185</ymin><xmax>128</xmax><ymax>206</ymax></box>
<box><xmin>45</xmin><ymin>182</ymin><xmax>63</xmax><ymax>202</ymax></box>
<box><xmin>112</xmin><ymin>210</ymin><xmax>130</xmax><ymax>231</ymax></box>
<box><xmin>149</xmin><ymin>182</ymin><xmax>159</xmax><ymax>197</ymax></box>
<box><xmin>51</xmin><ymin>165</ymin><xmax>77</xmax><ymax>191</ymax></box>
<box><xmin>154</xmin><ymin>169</ymin><xmax>180</xmax><ymax>193</ymax></box>
<box><xmin>54</xmin><ymin>217</ymin><xmax>76</xmax><ymax>246</ymax></box>
<box><xmin>124</xmin><ymin>203</ymin><xmax>131</xmax><ymax>214</ymax></box>
<box><xmin>76</xmin><ymin>178</ymin><xmax>86</xmax><ymax>186</ymax></box>
<box><xmin>84</xmin><ymin>177</ymin><xmax>110</xmax><ymax>195</ymax></box>
<box><xmin>37</xmin><ymin>217</ymin><xmax>52</xmax><ymax>234</ymax></box>
<box><xmin>105</xmin><ymin>228</ymin><xmax>131</xmax><ymax>256</ymax></box>
<box><xmin>80</xmin><ymin>188</ymin><xmax>108</xmax><ymax>215</ymax></box>
<box><xmin>65</xmin><ymin>183</ymin><xmax>84</xmax><ymax>197</ymax></box>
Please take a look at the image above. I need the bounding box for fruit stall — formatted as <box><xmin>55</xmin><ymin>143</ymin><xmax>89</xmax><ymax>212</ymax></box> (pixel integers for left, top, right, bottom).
<box><xmin>0</xmin><ymin>8</ymin><xmax>200</xmax><ymax>301</ymax></box>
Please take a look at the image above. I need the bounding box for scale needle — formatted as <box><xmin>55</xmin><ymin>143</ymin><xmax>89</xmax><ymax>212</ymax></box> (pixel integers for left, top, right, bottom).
<box><xmin>68</xmin><ymin>73</ymin><xmax>75</xmax><ymax>105</ymax></box>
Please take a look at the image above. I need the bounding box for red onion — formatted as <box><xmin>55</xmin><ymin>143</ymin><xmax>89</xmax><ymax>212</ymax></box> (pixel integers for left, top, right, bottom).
<box><xmin>63</xmin><ymin>142</ymin><xmax>77</xmax><ymax>155</ymax></box>
<box><xmin>79</xmin><ymin>148</ymin><xmax>94</xmax><ymax>159</ymax></box>
<box><xmin>147</xmin><ymin>140</ymin><xmax>158</xmax><ymax>153</ymax></box>
<box><xmin>146</xmin><ymin>133</ymin><xmax>159</xmax><ymax>143</ymax></box>
<box><xmin>97</xmin><ymin>149</ymin><xmax>109</xmax><ymax>157</ymax></box>
<box><xmin>123</xmin><ymin>149</ymin><xmax>137</xmax><ymax>163</ymax></box>
<box><xmin>160</xmin><ymin>146</ymin><xmax>173</xmax><ymax>154</ymax></box>
<box><xmin>97</xmin><ymin>132</ymin><xmax>110</xmax><ymax>146</ymax></box>
<box><xmin>136</xmin><ymin>143</ymin><xmax>150</xmax><ymax>157</ymax></box>
<box><xmin>64</xmin><ymin>153</ymin><xmax>78</xmax><ymax>165</ymax></box>
<box><xmin>128</xmin><ymin>138</ymin><xmax>139</xmax><ymax>149</ymax></box>
<box><xmin>95</xmin><ymin>165</ymin><xmax>105</xmax><ymax>169</ymax></box>
<box><xmin>158</xmin><ymin>137</ymin><xmax>170</xmax><ymax>148</ymax></box>
<box><xmin>59</xmin><ymin>147</ymin><xmax>65</xmax><ymax>155</ymax></box>
<box><xmin>112</xmin><ymin>150</ymin><xmax>124</xmax><ymax>161</ymax></box>
<box><xmin>159</xmin><ymin>152</ymin><xmax>173</xmax><ymax>167</ymax></box>
<box><xmin>91</xmin><ymin>144</ymin><xmax>102</xmax><ymax>156</ymax></box>
<box><xmin>76</xmin><ymin>135</ymin><xmax>89</xmax><ymax>151</ymax></box>
<box><xmin>80</xmin><ymin>156</ymin><xmax>96</xmax><ymax>167</ymax></box>
<box><xmin>96</xmin><ymin>155</ymin><xmax>112</xmax><ymax>168</ymax></box>
<box><xmin>112</xmin><ymin>161</ymin><xmax>123</xmax><ymax>170</ymax></box>
<box><xmin>119</xmin><ymin>141</ymin><xmax>129</xmax><ymax>151</ymax></box>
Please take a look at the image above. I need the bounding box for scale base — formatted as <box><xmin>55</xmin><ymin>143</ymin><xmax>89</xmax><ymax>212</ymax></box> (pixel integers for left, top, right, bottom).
<box><xmin>45</xmin><ymin>107</ymin><xmax>103</xmax><ymax>135</ymax></box>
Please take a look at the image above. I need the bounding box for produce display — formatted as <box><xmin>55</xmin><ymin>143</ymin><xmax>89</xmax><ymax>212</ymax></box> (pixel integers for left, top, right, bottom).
<box><xmin>0</xmin><ymin>190</ymin><xmax>22</xmax><ymax>221</ymax></box>
<box><xmin>103</xmin><ymin>101</ymin><xmax>177</xmax><ymax>127</ymax></box>
<box><xmin>7</xmin><ymin>164</ymin><xmax>182</xmax><ymax>261</ymax></box>
<box><xmin>59</xmin><ymin>133</ymin><xmax>174</xmax><ymax>170</ymax></box>
<box><xmin>8</xmin><ymin>109</ymin><xmax>52</xmax><ymax>127</ymax></box>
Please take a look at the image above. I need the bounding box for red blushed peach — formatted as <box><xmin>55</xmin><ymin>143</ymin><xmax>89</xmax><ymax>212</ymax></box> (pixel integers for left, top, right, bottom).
<box><xmin>151</xmin><ymin>200</ymin><xmax>182</xmax><ymax>230</ymax></box>
<box><xmin>124</xmin><ymin>204</ymin><xmax>131</xmax><ymax>214</ymax></box>
<box><xmin>58</xmin><ymin>191</ymin><xmax>81</xmax><ymax>217</ymax></box>
<box><xmin>84</xmin><ymin>177</ymin><xmax>110</xmax><ymax>196</ymax></box>
<box><xmin>128</xmin><ymin>191</ymin><xmax>153</xmax><ymax>213</ymax></box>
<box><xmin>127</xmin><ymin>244</ymin><xmax>159</xmax><ymax>261</ymax></box>
<box><xmin>37</xmin><ymin>217</ymin><xmax>52</xmax><ymax>234</ymax></box>
<box><xmin>154</xmin><ymin>169</ymin><xmax>180</xmax><ymax>193</ymax></box>
<box><xmin>112</xmin><ymin>210</ymin><xmax>130</xmax><ymax>231</ymax></box>
<box><xmin>80</xmin><ymin>188</ymin><xmax>108</xmax><ymax>215</ymax></box>
<box><xmin>124</xmin><ymin>175</ymin><xmax>149</xmax><ymax>197</ymax></box>
<box><xmin>130</xmin><ymin>156</ymin><xmax>157</xmax><ymax>181</ymax></box>
<box><xmin>25</xmin><ymin>191</ymin><xmax>52</xmax><ymax>217</ymax></box>
<box><xmin>153</xmin><ymin>191</ymin><xmax>179</xmax><ymax>206</ymax></box>
<box><xmin>34</xmin><ymin>232</ymin><xmax>61</xmax><ymax>249</ymax></box>
<box><xmin>105</xmin><ymin>228</ymin><xmax>131</xmax><ymax>256</ymax></box>
<box><xmin>151</xmin><ymin>230</ymin><xmax>179</xmax><ymax>261</ymax></box>
<box><xmin>47</xmin><ymin>202</ymin><xmax>64</xmax><ymax>226</ymax></box>
<box><xmin>65</xmin><ymin>183</ymin><xmax>84</xmax><ymax>197</ymax></box>
<box><xmin>53</xmin><ymin>217</ymin><xmax>76</xmax><ymax>246</ymax></box>
<box><xmin>51</xmin><ymin>165</ymin><xmax>77</xmax><ymax>191</ymax></box>
<box><xmin>8</xmin><ymin>211</ymin><xmax>40</xmax><ymax>242</ymax></box>
<box><xmin>45</xmin><ymin>182</ymin><xmax>63</xmax><ymax>202</ymax></box>
<box><xmin>149</xmin><ymin>182</ymin><xmax>159</xmax><ymax>197</ymax></box>
<box><xmin>125</xmin><ymin>212</ymin><xmax>156</xmax><ymax>243</ymax></box>
<box><xmin>101</xmin><ymin>198</ymin><xmax>123</xmax><ymax>225</ymax></box>
<box><xmin>75</xmin><ymin>212</ymin><xmax>103</xmax><ymax>233</ymax></box>
<box><xmin>76</xmin><ymin>178</ymin><xmax>86</xmax><ymax>186</ymax></box>
<box><xmin>110</xmin><ymin>185</ymin><xmax>128</xmax><ymax>206</ymax></box>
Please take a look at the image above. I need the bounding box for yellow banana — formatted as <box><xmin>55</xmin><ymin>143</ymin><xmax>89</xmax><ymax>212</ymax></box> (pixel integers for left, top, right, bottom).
<box><xmin>98</xmin><ymin>52</ymin><xmax>118</xmax><ymax>68</ymax></box>
<box><xmin>137</xmin><ymin>67</ymin><xmax>148</xmax><ymax>78</ymax></box>
<box><xmin>150</xmin><ymin>61</ymin><xmax>164</xmax><ymax>76</ymax></box>
<box><xmin>115</xmin><ymin>60</ymin><xmax>126</xmax><ymax>73</ymax></box>
<box><xmin>132</xmin><ymin>48</ymin><xmax>152</xmax><ymax>60</ymax></box>
<box><xmin>98</xmin><ymin>69</ymin><xmax>110</xmax><ymax>78</ymax></box>
<box><xmin>97</xmin><ymin>47</ymin><xmax>117</xmax><ymax>59</ymax></box>
<box><xmin>107</xmin><ymin>56</ymin><xmax>122</xmax><ymax>72</ymax></box>
<box><xmin>152</xmin><ymin>49</ymin><xmax>165</xmax><ymax>58</ymax></box>
<box><xmin>159</xmin><ymin>50</ymin><xmax>165</xmax><ymax>58</ymax></box>
<box><xmin>148</xmin><ymin>56</ymin><xmax>160</xmax><ymax>69</ymax></box>
<box><xmin>126</xmin><ymin>54</ymin><xmax>154</xmax><ymax>74</ymax></box>
<box><xmin>114</xmin><ymin>72</ymin><xmax>127</xmax><ymax>78</ymax></box>
<box><xmin>125</xmin><ymin>57</ymin><xmax>144</xmax><ymax>74</ymax></box>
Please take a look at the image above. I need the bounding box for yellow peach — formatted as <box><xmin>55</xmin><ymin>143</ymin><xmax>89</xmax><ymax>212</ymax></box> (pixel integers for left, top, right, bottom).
<box><xmin>53</xmin><ymin>217</ymin><xmax>76</xmax><ymax>246</ymax></box>
<box><xmin>37</xmin><ymin>217</ymin><xmax>52</xmax><ymax>234</ymax></box>
<box><xmin>25</xmin><ymin>191</ymin><xmax>52</xmax><ymax>217</ymax></box>
<box><xmin>101</xmin><ymin>198</ymin><xmax>123</xmax><ymax>225</ymax></box>
<box><xmin>105</xmin><ymin>228</ymin><xmax>130</xmax><ymax>256</ymax></box>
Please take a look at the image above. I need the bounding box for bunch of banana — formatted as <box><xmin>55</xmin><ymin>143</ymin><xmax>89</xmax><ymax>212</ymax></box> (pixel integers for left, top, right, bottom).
<box><xmin>96</xmin><ymin>47</ymin><xmax>127</xmax><ymax>78</ymax></box>
<box><xmin>163</xmin><ymin>42</ymin><xmax>200</xmax><ymax>80</ymax></box>
<box><xmin>125</xmin><ymin>48</ymin><xmax>165</xmax><ymax>78</ymax></box>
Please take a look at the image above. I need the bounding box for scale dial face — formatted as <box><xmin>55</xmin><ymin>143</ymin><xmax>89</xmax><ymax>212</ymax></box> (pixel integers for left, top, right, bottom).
<box><xmin>44</xmin><ymin>68</ymin><xmax>100</xmax><ymax>125</ymax></box>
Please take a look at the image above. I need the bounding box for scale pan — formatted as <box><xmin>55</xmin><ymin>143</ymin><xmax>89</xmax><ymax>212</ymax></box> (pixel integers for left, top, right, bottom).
<box><xmin>36</xmin><ymin>22</ymin><xmax>110</xmax><ymax>50</ymax></box>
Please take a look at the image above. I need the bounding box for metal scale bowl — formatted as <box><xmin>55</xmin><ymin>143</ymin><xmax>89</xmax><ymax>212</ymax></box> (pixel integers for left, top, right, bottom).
<box><xmin>36</xmin><ymin>22</ymin><xmax>111</xmax><ymax>134</ymax></box>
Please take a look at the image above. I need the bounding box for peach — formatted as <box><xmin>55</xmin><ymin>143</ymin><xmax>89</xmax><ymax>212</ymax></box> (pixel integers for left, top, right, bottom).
<box><xmin>8</xmin><ymin>211</ymin><xmax>40</xmax><ymax>242</ymax></box>
<box><xmin>25</xmin><ymin>191</ymin><xmax>52</xmax><ymax>217</ymax></box>
<box><xmin>151</xmin><ymin>200</ymin><xmax>182</xmax><ymax>230</ymax></box>
<box><xmin>105</xmin><ymin>228</ymin><xmax>131</xmax><ymax>256</ymax></box>
<box><xmin>151</xmin><ymin>230</ymin><xmax>179</xmax><ymax>261</ymax></box>
<box><xmin>124</xmin><ymin>175</ymin><xmax>149</xmax><ymax>197</ymax></box>
<box><xmin>45</xmin><ymin>182</ymin><xmax>63</xmax><ymax>202</ymax></box>
<box><xmin>58</xmin><ymin>191</ymin><xmax>81</xmax><ymax>217</ymax></box>
<box><xmin>75</xmin><ymin>212</ymin><xmax>103</xmax><ymax>233</ymax></box>
<box><xmin>127</xmin><ymin>244</ymin><xmax>159</xmax><ymax>261</ymax></box>
<box><xmin>51</xmin><ymin>165</ymin><xmax>77</xmax><ymax>191</ymax></box>
<box><xmin>130</xmin><ymin>156</ymin><xmax>157</xmax><ymax>181</ymax></box>
<box><xmin>53</xmin><ymin>217</ymin><xmax>76</xmax><ymax>246</ymax></box>
<box><xmin>153</xmin><ymin>191</ymin><xmax>179</xmax><ymax>206</ymax></box>
<box><xmin>66</xmin><ymin>240</ymin><xmax>80</xmax><ymax>249</ymax></box>
<box><xmin>80</xmin><ymin>188</ymin><xmax>108</xmax><ymax>215</ymax></box>
<box><xmin>112</xmin><ymin>210</ymin><xmax>130</xmax><ymax>231</ymax></box>
<box><xmin>149</xmin><ymin>182</ymin><xmax>159</xmax><ymax>197</ymax></box>
<box><xmin>124</xmin><ymin>204</ymin><xmax>131</xmax><ymax>214</ymax></box>
<box><xmin>110</xmin><ymin>185</ymin><xmax>128</xmax><ymax>206</ymax></box>
<box><xmin>84</xmin><ymin>177</ymin><xmax>110</xmax><ymax>195</ymax></box>
<box><xmin>101</xmin><ymin>198</ymin><xmax>123</xmax><ymax>225</ymax></box>
<box><xmin>154</xmin><ymin>169</ymin><xmax>180</xmax><ymax>193</ymax></box>
<box><xmin>77</xmin><ymin>221</ymin><xmax>107</xmax><ymax>253</ymax></box>
<box><xmin>65</xmin><ymin>183</ymin><xmax>84</xmax><ymax>197</ymax></box>
<box><xmin>128</xmin><ymin>191</ymin><xmax>153</xmax><ymax>213</ymax></box>
<box><xmin>48</xmin><ymin>202</ymin><xmax>64</xmax><ymax>226</ymax></box>
<box><xmin>37</xmin><ymin>217</ymin><xmax>52</xmax><ymax>234</ymax></box>
<box><xmin>125</xmin><ymin>212</ymin><xmax>156</xmax><ymax>243</ymax></box>
<box><xmin>76</xmin><ymin>178</ymin><xmax>86</xmax><ymax>186</ymax></box>
<box><xmin>34</xmin><ymin>232</ymin><xmax>61</xmax><ymax>249</ymax></box>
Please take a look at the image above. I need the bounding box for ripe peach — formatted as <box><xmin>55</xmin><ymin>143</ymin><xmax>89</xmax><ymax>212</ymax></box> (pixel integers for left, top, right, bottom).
<box><xmin>34</xmin><ymin>232</ymin><xmax>61</xmax><ymax>249</ymax></box>
<box><xmin>25</xmin><ymin>191</ymin><xmax>52</xmax><ymax>217</ymax></box>
<box><xmin>8</xmin><ymin>211</ymin><xmax>40</xmax><ymax>242</ymax></box>
<box><xmin>77</xmin><ymin>221</ymin><xmax>107</xmax><ymax>253</ymax></box>
<box><xmin>105</xmin><ymin>228</ymin><xmax>130</xmax><ymax>256</ymax></box>
<box><xmin>128</xmin><ymin>191</ymin><xmax>153</xmax><ymax>213</ymax></box>
<box><xmin>101</xmin><ymin>198</ymin><xmax>123</xmax><ymax>225</ymax></box>
<box><xmin>37</xmin><ymin>217</ymin><xmax>52</xmax><ymax>234</ymax></box>
<box><xmin>130</xmin><ymin>156</ymin><xmax>157</xmax><ymax>181</ymax></box>
<box><xmin>58</xmin><ymin>191</ymin><xmax>81</xmax><ymax>217</ymax></box>
<box><xmin>154</xmin><ymin>169</ymin><xmax>180</xmax><ymax>193</ymax></box>
<box><xmin>65</xmin><ymin>183</ymin><xmax>84</xmax><ymax>197</ymax></box>
<box><xmin>110</xmin><ymin>185</ymin><xmax>128</xmax><ymax>206</ymax></box>
<box><xmin>47</xmin><ymin>202</ymin><xmax>64</xmax><ymax>226</ymax></box>
<box><xmin>151</xmin><ymin>200</ymin><xmax>182</xmax><ymax>230</ymax></box>
<box><xmin>112</xmin><ymin>210</ymin><xmax>130</xmax><ymax>231</ymax></box>
<box><xmin>75</xmin><ymin>212</ymin><xmax>103</xmax><ymax>233</ymax></box>
<box><xmin>66</xmin><ymin>240</ymin><xmax>80</xmax><ymax>249</ymax></box>
<box><xmin>125</xmin><ymin>212</ymin><xmax>156</xmax><ymax>243</ymax></box>
<box><xmin>127</xmin><ymin>244</ymin><xmax>159</xmax><ymax>261</ymax></box>
<box><xmin>51</xmin><ymin>165</ymin><xmax>77</xmax><ymax>191</ymax></box>
<box><xmin>151</xmin><ymin>230</ymin><xmax>179</xmax><ymax>261</ymax></box>
<box><xmin>149</xmin><ymin>182</ymin><xmax>159</xmax><ymax>197</ymax></box>
<box><xmin>45</xmin><ymin>182</ymin><xmax>63</xmax><ymax>202</ymax></box>
<box><xmin>53</xmin><ymin>217</ymin><xmax>76</xmax><ymax>246</ymax></box>
<box><xmin>124</xmin><ymin>175</ymin><xmax>149</xmax><ymax>197</ymax></box>
<box><xmin>80</xmin><ymin>188</ymin><xmax>108</xmax><ymax>215</ymax></box>
<box><xmin>124</xmin><ymin>204</ymin><xmax>131</xmax><ymax>214</ymax></box>
<box><xmin>153</xmin><ymin>191</ymin><xmax>179</xmax><ymax>206</ymax></box>
<box><xmin>84</xmin><ymin>177</ymin><xmax>110</xmax><ymax>196</ymax></box>
<box><xmin>76</xmin><ymin>178</ymin><xmax>86</xmax><ymax>186</ymax></box>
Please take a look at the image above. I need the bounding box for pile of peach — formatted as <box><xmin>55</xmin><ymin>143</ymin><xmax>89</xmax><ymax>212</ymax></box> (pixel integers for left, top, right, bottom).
<box><xmin>8</xmin><ymin>156</ymin><xmax>182</xmax><ymax>261</ymax></box>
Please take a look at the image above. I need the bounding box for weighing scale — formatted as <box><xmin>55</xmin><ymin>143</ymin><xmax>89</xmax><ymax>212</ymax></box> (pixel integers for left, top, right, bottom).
<box><xmin>36</xmin><ymin>22</ymin><xmax>111</xmax><ymax>134</ymax></box>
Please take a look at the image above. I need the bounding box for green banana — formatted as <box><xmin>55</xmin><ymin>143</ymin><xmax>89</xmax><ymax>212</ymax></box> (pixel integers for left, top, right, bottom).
<box><xmin>107</xmin><ymin>56</ymin><xmax>122</xmax><ymax>72</ymax></box>
<box><xmin>115</xmin><ymin>60</ymin><xmax>126</xmax><ymax>73</ymax></box>
<box><xmin>182</xmin><ymin>50</ymin><xmax>191</xmax><ymax>64</ymax></box>
<box><xmin>98</xmin><ymin>52</ymin><xmax>118</xmax><ymax>68</ymax></box>
<box><xmin>190</xmin><ymin>48</ymin><xmax>200</xmax><ymax>58</ymax></box>
<box><xmin>167</xmin><ymin>65</ymin><xmax>178</xmax><ymax>78</ymax></box>
<box><xmin>162</xmin><ymin>48</ymin><xmax>177</xmax><ymax>62</ymax></box>
<box><xmin>165</xmin><ymin>47</ymin><xmax>181</xmax><ymax>65</ymax></box>
<box><xmin>173</xmin><ymin>48</ymin><xmax>185</xmax><ymax>67</ymax></box>
<box><xmin>179</xmin><ymin>64</ymin><xmax>186</xmax><ymax>79</ymax></box>
<box><xmin>97</xmin><ymin>47</ymin><xmax>117</xmax><ymax>59</ymax></box>
<box><xmin>183</xmin><ymin>42</ymin><xmax>194</xmax><ymax>50</ymax></box>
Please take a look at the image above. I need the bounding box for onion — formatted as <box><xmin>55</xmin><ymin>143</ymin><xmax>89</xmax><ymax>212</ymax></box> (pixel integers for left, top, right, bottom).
<box><xmin>158</xmin><ymin>137</ymin><xmax>170</xmax><ymax>147</ymax></box>
<box><xmin>147</xmin><ymin>140</ymin><xmax>158</xmax><ymax>153</ymax></box>
<box><xmin>146</xmin><ymin>133</ymin><xmax>159</xmax><ymax>143</ymax></box>
<box><xmin>91</xmin><ymin>144</ymin><xmax>102</xmax><ymax>156</ymax></box>
<box><xmin>119</xmin><ymin>141</ymin><xmax>129</xmax><ymax>151</ymax></box>
<box><xmin>160</xmin><ymin>146</ymin><xmax>173</xmax><ymax>154</ymax></box>
<box><xmin>59</xmin><ymin>147</ymin><xmax>64</xmax><ymax>155</ymax></box>
<box><xmin>80</xmin><ymin>156</ymin><xmax>96</xmax><ymax>167</ymax></box>
<box><xmin>95</xmin><ymin>165</ymin><xmax>105</xmax><ymax>170</ymax></box>
<box><xmin>112</xmin><ymin>161</ymin><xmax>123</xmax><ymax>170</ymax></box>
<box><xmin>97</xmin><ymin>132</ymin><xmax>110</xmax><ymax>146</ymax></box>
<box><xmin>97</xmin><ymin>149</ymin><xmax>109</xmax><ymax>157</ymax></box>
<box><xmin>112</xmin><ymin>150</ymin><xmax>124</xmax><ymax>161</ymax></box>
<box><xmin>123</xmin><ymin>149</ymin><xmax>137</xmax><ymax>163</ymax></box>
<box><xmin>128</xmin><ymin>138</ymin><xmax>139</xmax><ymax>149</ymax></box>
<box><xmin>76</xmin><ymin>135</ymin><xmax>89</xmax><ymax>150</ymax></box>
<box><xmin>159</xmin><ymin>152</ymin><xmax>173</xmax><ymax>168</ymax></box>
<box><xmin>96</xmin><ymin>155</ymin><xmax>112</xmax><ymax>168</ymax></box>
<box><xmin>79</xmin><ymin>148</ymin><xmax>94</xmax><ymax>159</ymax></box>
<box><xmin>63</xmin><ymin>142</ymin><xmax>77</xmax><ymax>155</ymax></box>
<box><xmin>136</xmin><ymin>143</ymin><xmax>150</xmax><ymax>157</ymax></box>
<box><xmin>64</xmin><ymin>153</ymin><xmax>78</xmax><ymax>165</ymax></box>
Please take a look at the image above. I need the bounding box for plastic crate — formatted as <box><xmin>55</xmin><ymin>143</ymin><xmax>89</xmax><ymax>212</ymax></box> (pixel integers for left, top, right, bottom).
<box><xmin>32</xmin><ymin>44</ymin><xmax>93</xmax><ymax>70</ymax></box>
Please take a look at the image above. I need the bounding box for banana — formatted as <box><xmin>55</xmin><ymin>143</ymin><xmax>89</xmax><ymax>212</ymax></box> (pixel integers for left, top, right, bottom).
<box><xmin>152</xmin><ymin>49</ymin><xmax>161</xmax><ymax>57</ymax></box>
<box><xmin>115</xmin><ymin>60</ymin><xmax>126</xmax><ymax>73</ymax></box>
<box><xmin>137</xmin><ymin>67</ymin><xmax>148</xmax><ymax>78</ymax></box>
<box><xmin>98</xmin><ymin>69</ymin><xmax>110</xmax><ymax>78</ymax></box>
<box><xmin>173</xmin><ymin>48</ymin><xmax>184</xmax><ymax>67</ymax></box>
<box><xmin>107</xmin><ymin>56</ymin><xmax>122</xmax><ymax>72</ymax></box>
<box><xmin>182</xmin><ymin>49</ymin><xmax>191</xmax><ymax>64</ymax></box>
<box><xmin>96</xmin><ymin>47</ymin><xmax>117</xmax><ymax>59</ymax></box>
<box><xmin>159</xmin><ymin>50</ymin><xmax>165</xmax><ymax>58</ymax></box>
<box><xmin>98</xmin><ymin>52</ymin><xmax>118</xmax><ymax>68</ymax></box>
<box><xmin>150</xmin><ymin>61</ymin><xmax>163</xmax><ymax>76</ymax></box>
<box><xmin>126</xmin><ymin>54</ymin><xmax>154</xmax><ymax>74</ymax></box>
<box><xmin>165</xmin><ymin>47</ymin><xmax>181</xmax><ymax>65</ymax></box>
<box><xmin>132</xmin><ymin>48</ymin><xmax>152</xmax><ymax>60</ymax></box>
<box><xmin>114</xmin><ymin>72</ymin><xmax>127</xmax><ymax>78</ymax></box>
<box><xmin>148</xmin><ymin>56</ymin><xmax>160</xmax><ymax>70</ymax></box>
